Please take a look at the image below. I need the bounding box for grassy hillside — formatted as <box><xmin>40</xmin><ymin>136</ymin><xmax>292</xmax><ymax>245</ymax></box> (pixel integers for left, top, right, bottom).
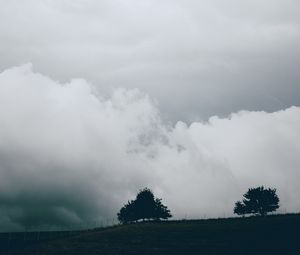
<box><xmin>4</xmin><ymin>214</ymin><xmax>300</xmax><ymax>255</ymax></box>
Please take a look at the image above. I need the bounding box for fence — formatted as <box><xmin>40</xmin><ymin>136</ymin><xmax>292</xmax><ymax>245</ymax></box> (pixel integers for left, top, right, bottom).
<box><xmin>0</xmin><ymin>218</ymin><xmax>119</xmax><ymax>250</ymax></box>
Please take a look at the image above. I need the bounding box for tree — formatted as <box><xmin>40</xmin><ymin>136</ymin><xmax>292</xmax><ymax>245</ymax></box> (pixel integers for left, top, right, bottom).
<box><xmin>234</xmin><ymin>186</ymin><xmax>279</xmax><ymax>216</ymax></box>
<box><xmin>117</xmin><ymin>188</ymin><xmax>172</xmax><ymax>224</ymax></box>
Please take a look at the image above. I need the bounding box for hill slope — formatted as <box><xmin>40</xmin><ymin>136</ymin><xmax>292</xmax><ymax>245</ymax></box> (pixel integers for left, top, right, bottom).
<box><xmin>5</xmin><ymin>214</ymin><xmax>300</xmax><ymax>255</ymax></box>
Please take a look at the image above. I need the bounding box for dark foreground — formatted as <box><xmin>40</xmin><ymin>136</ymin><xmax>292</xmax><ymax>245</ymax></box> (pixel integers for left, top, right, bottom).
<box><xmin>2</xmin><ymin>214</ymin><xmax>300</xmax><ymax>255</ymax></box>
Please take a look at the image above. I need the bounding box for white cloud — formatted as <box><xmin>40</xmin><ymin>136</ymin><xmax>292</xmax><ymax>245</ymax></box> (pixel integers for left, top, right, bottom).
<box><xmin>0</xmin><ymin>64</ymin><xmax>299</xmax><ymax>230</ymax></box>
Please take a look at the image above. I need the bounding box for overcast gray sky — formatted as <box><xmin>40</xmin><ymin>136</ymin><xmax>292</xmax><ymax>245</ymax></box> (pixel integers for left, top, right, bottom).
<box><xmin>0</xmin><ymin>0</ymin><xmax>300</xmax><ymax>231</ymax></box>
<box><xmin>0</xmin><ymin>0</ymin><xmax>299</xmax><ymax>121</ymax></box>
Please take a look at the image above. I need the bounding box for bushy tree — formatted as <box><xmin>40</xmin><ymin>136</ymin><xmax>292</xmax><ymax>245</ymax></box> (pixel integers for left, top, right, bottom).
<box><xmin>234</xmin><ymin>186</ymin><xmax>279</xmax><ymax>216</ymax></box>
<box><xmin>117</xmin><ymin>188</ymin><xmax>172</xmax><ymax>224</ymax></box>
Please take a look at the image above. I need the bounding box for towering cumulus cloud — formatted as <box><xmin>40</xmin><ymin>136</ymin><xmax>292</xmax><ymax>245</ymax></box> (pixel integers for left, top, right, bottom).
<box><xmin>0</xmin><ymin>64</ymin><xmax>299</xmax><ymax>231</ymax></box>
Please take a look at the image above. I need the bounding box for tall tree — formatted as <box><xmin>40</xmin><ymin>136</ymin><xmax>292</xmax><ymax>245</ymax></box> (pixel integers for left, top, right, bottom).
<box><xmin>234</xmin><ymin>186</ymin><xmax>279</xmax><ymax>216</ymax></box>
<box><xmin>118</xmin><ymin>188</ymin><xmax>172</xmax><ymax>224</ymax></box>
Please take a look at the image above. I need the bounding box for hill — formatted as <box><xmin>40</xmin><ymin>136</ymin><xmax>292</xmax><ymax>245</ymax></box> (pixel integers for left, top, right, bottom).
<box><xmin>3</xmin><ymin>214</ymin><xmax>300</xmax><ymax>255</ymax></box>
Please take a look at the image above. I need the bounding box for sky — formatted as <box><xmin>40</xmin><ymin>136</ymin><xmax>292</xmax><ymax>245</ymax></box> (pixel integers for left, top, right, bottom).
<box><xmin>0</xmin><ymin>0</ymin><xmax>299</xmax><ymax>231</ymax></box>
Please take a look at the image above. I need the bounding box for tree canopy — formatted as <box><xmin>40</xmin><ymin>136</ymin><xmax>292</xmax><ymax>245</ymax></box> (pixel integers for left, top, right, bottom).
<box><xmin>117</xmin><ymin>188</ymin><xmax>172</xmax><ymax>224</ymax></box>
<box><xmin>234</xmin><ymin>186</ymin><xmax>279</xmax><ymax>216</ymax></box>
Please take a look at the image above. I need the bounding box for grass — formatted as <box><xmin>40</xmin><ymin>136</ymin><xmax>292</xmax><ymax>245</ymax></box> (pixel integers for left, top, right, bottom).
<box><xmin>3</xmin><ymin>213</ymin><xmax>300</xmax><ymax>255</ymax></box>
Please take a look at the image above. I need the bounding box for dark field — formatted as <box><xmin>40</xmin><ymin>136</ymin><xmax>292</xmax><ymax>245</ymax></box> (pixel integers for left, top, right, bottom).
<box><xmin>2</xmin><ymin>214</ymin><xmax>300</xmax><ymax>255</ymax></box>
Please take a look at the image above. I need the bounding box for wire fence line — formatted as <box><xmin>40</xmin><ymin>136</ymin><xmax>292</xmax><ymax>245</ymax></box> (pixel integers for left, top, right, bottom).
<box><xmin>0</xmin><ymin>218</ymin><xmax>119</xmax><ymax>244</ymax></box>
<box><xmin>0</xmin><ymin>230</ymin><xmax>81</xmax><ymax>242</ymax></box>
<box><xmin>0</xmin><ymin>212</ymin><xmax>294</xmax><ymax>248</ymax></box>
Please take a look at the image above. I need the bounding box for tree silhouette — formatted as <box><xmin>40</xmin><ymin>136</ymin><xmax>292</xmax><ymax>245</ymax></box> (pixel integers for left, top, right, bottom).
<box><xmin>234</xmin><ymin>186</ymin><xmax>279</xmax><ymax>216</ymax></box>
<box><xmin>117</xmin><ymin>188</ymin><xmax>172</xmax><ymax>224</ymax></box>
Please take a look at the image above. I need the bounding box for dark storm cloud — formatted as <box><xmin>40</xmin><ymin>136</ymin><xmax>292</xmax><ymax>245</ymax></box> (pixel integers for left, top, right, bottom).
<box><xmin>0</xmin><ymin>65</ymin><xmax>299</xmax><ymax>230</ymax></box>
<box><xmin>0</xmin><ymin>0</ymin><xmax>299</xmax><ymax>121</ymax></box>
